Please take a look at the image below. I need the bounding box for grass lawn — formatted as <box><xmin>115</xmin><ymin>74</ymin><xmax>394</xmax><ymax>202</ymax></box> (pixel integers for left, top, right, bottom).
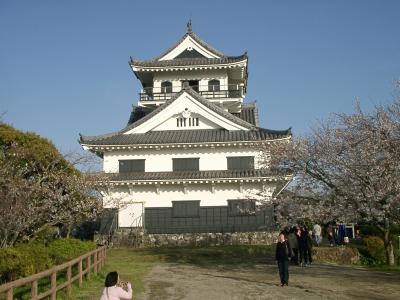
<box><xmin>67</xmin><ymin>245</ymin><xmax>274</xmax><ymax>299</ymax></box>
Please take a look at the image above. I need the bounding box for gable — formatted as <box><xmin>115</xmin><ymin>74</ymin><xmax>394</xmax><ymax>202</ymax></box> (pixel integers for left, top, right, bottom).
<box><xmin>174</xmin><ymin>48</ymin><xmax>207</xmax><ymax>59</ymax></box>
<box><xmin>158</xmin><ymin>35</ymin><xmax>221</xmax><ymax>61</ymax></box>
<box><xmin>123</xmin><ymin>91</ymin><xmax>251</xmax><ymax>134</ymax></box>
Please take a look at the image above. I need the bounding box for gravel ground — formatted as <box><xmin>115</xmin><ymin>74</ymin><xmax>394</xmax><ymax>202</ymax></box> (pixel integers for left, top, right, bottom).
<box><xmin>137</xmin><ymin>262</ymin><xmax>400</xmax><ymax>300</ymax></box>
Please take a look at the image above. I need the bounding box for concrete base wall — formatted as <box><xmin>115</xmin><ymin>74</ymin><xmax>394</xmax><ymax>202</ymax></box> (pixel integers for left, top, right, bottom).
<box><xmin>143</xmin><ymin>231</ymin><xmax>279</xmax><ymax>247</ymax></box>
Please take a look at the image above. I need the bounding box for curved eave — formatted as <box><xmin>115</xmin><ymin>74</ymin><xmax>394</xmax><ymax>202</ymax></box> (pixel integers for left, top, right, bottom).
<box><xmin>104</xmin><ymin>177</ymin><xmax>292</xmax><ymax>186</ymax></box>
<box><xmin>129</xmin><ymin>58</ymin><xmax>248</xmax><ymax>72</ymax></box>
<box><xmin>80</xmin><ymin>136</ymin><xmax>291</xmax><ymax>152</ymax></box>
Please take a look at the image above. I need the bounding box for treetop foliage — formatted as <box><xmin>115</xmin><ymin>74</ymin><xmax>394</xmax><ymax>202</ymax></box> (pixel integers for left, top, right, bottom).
<box><xmin>0</xmin><ymin>123</ymin><xmax>101</xmax><ymax>248</ymax></box>
<box><xmin>0</xmin><ymin>123</ymin><xmax>76</xmax><ymax>176</ymax></box>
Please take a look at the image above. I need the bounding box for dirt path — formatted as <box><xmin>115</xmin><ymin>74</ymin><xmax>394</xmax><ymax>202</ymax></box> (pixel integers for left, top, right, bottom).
<box><xmin>137</xmin><ymin>263</ymin><xmax>400</xmax><ymax>299</ymax></box>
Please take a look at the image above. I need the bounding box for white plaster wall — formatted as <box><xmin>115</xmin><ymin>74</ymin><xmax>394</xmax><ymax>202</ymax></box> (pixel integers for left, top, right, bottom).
<box><xmin>105</xmin><ymin>182</ymin><xmax>276</xmax><ymax>226</ymax></box>
<box><xmin>104</xmin><ymin>182</ymin><xmax>275</xmax><ymax>208</ymax></box>
<box><xmin>103</xmin><ymin>147</ymin><xmax>264</xmax><ymax>173</ymax></box>
<box><xmin>151</xmin><ymin>113</ymin><xmax>219</xmax><ymax>131</ymax></box>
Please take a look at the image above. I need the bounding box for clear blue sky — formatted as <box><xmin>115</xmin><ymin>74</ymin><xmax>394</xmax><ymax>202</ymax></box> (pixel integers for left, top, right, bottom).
<box><xmin>1</xmin><ymin>1</ymin><xmax>399</xmax><ymax>154</ymax></box>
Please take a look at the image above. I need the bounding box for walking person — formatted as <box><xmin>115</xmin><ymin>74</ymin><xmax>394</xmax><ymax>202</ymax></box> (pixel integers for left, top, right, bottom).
<box><xmin>100</xmin><ymin>271</ymin><xmax>133</xmax><ymax>300</ymax></box>
<box><xmin>275</xmin><ymin>232</ymin><xmax>292</xmax><ymax>287</ymax></box>
<box><xmin>298</xmin><ymin>228</ymin><xmax>309</xmax><ymax>267</ymax></box>
<box><xmin>287</xmin><ymin>227</ymin><xmax>299</xmax><ymax>265</ymax></box>
<box><xmin>327</xmin><ymin>224</ymin><xmax>335</xmax><ymax>246</ymax></box>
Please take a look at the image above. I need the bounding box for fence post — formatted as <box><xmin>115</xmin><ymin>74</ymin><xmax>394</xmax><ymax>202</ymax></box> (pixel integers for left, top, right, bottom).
<box><xmin>78</xmin><ymin>259</ymin><xmax>83</xmax><ymax>287</ymax></box>
<box><xmin>6</xmin><ymin>288</ymin><xmax>13</xmax><ymax>300</ymax></box>
<box><xmin>67</xmin><ymin>265</ymin><xmax>72</xmax><ymax>297</ymax></box>
<box><xmin>31</xmin><ymin>280</ymin><xmax>38</xmax><ymax>299</ymax></box>
<box><xmin>100</xmin><ymin>248</ymin><xmax>104</xmax><ymax>269</ymax></box>
<box><xmin>86</xmin><ymin>255</ymin><xmax>91</xmax><ymax>279</ymax></box>
<box><xmin>94</xmin><ymin>251</ymin><xmax>98</xmax><ymax>274</ymax></box>
<box><xmin>51</xmin><ymin>270</ymin><xmax>57</xmax><ymax>300</ymax></box>
<box><xmin>99</xmin><ymin>249</ymin><xmax>103</xmax><ymax>269</ymax></box>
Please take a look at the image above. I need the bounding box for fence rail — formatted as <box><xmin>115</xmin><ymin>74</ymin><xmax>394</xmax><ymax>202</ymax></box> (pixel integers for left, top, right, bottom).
<box><xmin>0</xmin><ymin>246</ymin><xmax>107</xmax><ymax>300</ymax></box>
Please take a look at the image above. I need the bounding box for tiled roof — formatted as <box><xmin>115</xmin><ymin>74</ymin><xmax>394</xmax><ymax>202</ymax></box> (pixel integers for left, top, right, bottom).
<box><xmin>80</xmin><ymin>87</ymin><xmax>264</xmax><ymax>145</ymax></box>
<box><xmin>232</xmin><ymin>103</ymin><xmax>259</xmax><ymax>127</ymax></box>
<box><xmin>123</xmin><ymin>87</ymin><xmax>255</xmax><ymax>132</ymax></box>
<box><xmin>130</xmin><ymin>54</ymin><xmax>247</xmax><ymax>68</ymax></box>
<box><xmin>128</xmin><ymin>102</ymin><xmax>260</xmax><ymax>127</ymax></box>
<box><xmin>106</xmin><ymin>169</ymin><xmax>290</xmax><ymax>182</ymax></box>
<box><xmin>154</xmin><ymin>31</ymin><xmax>225</xmax><ymax>60</ymax></box>
<box><xmin>80</xmin><ymin>128</ymin><xmax>291</xmax><ymax>146</ymax></box>
<box><xmin>127</xmin><ymin>106</ymin><xmax>153</xmax><ymax>126</ymax></box>
<box><xmin>80</xmin><ymin>88</ymin><xmax>291</xmax><ymax>147</ymax></box>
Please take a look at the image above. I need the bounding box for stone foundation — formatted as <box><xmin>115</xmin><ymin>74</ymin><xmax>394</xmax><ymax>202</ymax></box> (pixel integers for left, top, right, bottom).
<box><xmin>143</xmin><ymin>231</ymin><xmax>279</xmax><ymax>248</ymax></box>
<box><xmin>312</xmin><ymin>246</ymin><xmax>360</xmax><ymax>264</ymax></box>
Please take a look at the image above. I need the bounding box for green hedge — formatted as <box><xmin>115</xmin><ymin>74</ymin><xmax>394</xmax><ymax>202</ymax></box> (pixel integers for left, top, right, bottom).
<box><xmin>48</xmin><ymin>238</ymin><xmax>96</xmax><ymax>264</ymax></box>
<box><xmin>0</xmin><ymin>238</ymin><xmax>96</xmax><ymax>284</ymax></box>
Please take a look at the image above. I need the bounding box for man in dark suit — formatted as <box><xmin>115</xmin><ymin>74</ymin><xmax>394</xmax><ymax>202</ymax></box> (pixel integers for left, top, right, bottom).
<box><xmin>275</xmin><ymin>232</ymin><xmax>292</xmax><ymax>287</ymax></box>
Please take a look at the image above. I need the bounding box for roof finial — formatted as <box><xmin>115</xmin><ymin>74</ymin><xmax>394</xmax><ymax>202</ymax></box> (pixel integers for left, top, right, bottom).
<box><xmin>187</xmin><ymin>19</ymin><xmax>192</xmax><ymax>33</ymax></box>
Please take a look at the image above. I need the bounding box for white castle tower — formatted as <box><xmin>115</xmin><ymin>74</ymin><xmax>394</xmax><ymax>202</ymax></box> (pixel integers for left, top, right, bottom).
<box><xmin>80</xmin><ymin>22</ymin><xmax>291</xmax><ymax>235</ymax></box>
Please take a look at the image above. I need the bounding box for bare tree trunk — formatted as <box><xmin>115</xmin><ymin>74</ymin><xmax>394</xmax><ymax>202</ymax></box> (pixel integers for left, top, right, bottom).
<box><xmin>384</xmin><ymin>227</ymin><xmax>395</xmax><ymax>266</ymax></box>
<box><xmin>380</xmin><ymin>219</ymin><xmax>395</xmax><ymax>266</ymax></box>
<box><xmin>66</xmin><ymin>224</ymin><xmax>72</xmax><ymax>238</ymax></box>
<box><xmin>9</xmin><ymin>231</ymin><xmax>21</xmax><ymax>247</ymax></box>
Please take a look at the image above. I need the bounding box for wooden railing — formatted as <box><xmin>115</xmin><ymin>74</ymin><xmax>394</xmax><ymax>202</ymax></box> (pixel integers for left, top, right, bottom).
<box><xmin>139</xmin><ymin>84</ymin><xmax>244</xmax><ymax>101</ymax></box>
<box><xmin>0</xmin><ymin>246</ymin><xmax>107</xmax><ymax>300</ymax></box>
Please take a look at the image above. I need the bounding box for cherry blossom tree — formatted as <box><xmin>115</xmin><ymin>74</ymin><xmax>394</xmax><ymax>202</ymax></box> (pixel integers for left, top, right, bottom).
<box><xmin>0</xmin><ymin>123</ymin><xmax>102</xmax><ymax>247</ymax></box>
<box><xmin>261</xmin><ymin>87</ymin><xmax>400</xmax><ymax>265</ymax></box>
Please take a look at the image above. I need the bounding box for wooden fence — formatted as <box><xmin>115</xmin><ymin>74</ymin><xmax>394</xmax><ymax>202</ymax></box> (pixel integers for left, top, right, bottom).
<box><xmin>0</xmin><ymin>246</ymin><xmax>107</xmax><ymax>300</ymax></box>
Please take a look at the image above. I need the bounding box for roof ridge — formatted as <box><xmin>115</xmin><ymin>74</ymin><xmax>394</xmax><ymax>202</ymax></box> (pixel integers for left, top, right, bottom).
<box><xmin>133</xmin><ymin>30</ymin><xmax>226</xmax><ymax>62</ymax></box>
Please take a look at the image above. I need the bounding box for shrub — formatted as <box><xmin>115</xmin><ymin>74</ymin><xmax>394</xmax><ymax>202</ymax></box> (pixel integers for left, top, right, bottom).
<box><xmin>48</xmin><ymin>238</ymin><xmax>96</xmax><ymax>264</ymax></box>
<box><xmin>0</xmin><ymin>239</ymin><xmax>95</xmax><ymax>284</ymax></box>
<box><xmin>362</xmin><ymin>236</ymin><xmax>386</xmax><ymax>264</ymax></box>
<box><xmin>0</xmin><ymin>243</ymin><xmax>52</xmax><ymax>283</ymax></box>
<box><xmin>13</xmin><ymin>242</ymin><xmax>53</xmax><ymax>274</ymax></box>
<box><xmin>0</xmin><ymin>248</ymin><xmax>26</xmax><ymax>283</ymax></box>
<box><xmin>359</xmin><ymin>225</ymin><xmax>382</xmax><ymax>237</ymax></box>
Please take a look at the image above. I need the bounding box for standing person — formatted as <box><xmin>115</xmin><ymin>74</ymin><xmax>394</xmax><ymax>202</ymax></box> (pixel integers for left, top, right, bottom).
<box><xmin>287</xmin><ymin>227</ymin><xmax>299</xmax><ymax>265</ymax></box>
<box><xmin>306</xmin><ymin>231</ymin><xmax>313</xmax><ymax>265</ymax></box>
<box><xmin>100</xmin><ymin>271</ymin><xmax>133</xmax><ymax>300</ymax></box>
<box><xmin>327</xmin><ymin>224</ymin><xmax>335</xmax><ymax>246</ymax></box>
<box><xmin>298</xmin><ymin>228</ymin><xmax>309</xmax><ymax>267</ymax></box>
<box><xmin>312</xmin><ymin>223</ymin><xmax>322</xmax><ymax>246</ymax></box>
<box><xmin>275</xmin><ymin>232</ymin><xmax>292</xmax><ymax>287</ymax></box>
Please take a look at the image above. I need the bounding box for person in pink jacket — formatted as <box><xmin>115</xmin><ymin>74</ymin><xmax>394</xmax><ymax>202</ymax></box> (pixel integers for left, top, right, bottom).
<box><xmin>100</xmin><ymin>271</ymin><xmax>133</xmax><ymax>300</ymax></box>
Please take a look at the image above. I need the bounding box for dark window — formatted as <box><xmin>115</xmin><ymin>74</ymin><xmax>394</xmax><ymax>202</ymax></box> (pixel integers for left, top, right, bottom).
<box><xmin>172</xmin><ymin>201</ymin><xmax>200</xmax><ymax>217</ymax></box>
<box><xmin>227</xmin><ymin>156</ymin><xmax>254</xmax><ymax>170</ymax></box>
<box><xmin>173</xmin><ymin>158</ymin><xmax>199</xmax><ymax>171</ymax></box>
<box><xmin>228</xmin><ymin>200</ymin><xmax>256</xmax><ymax>216</ymax></box>
<box><xmin>208</xmin><ymin>79</ymin><xmax>220</xmax><ymax>92</ymax></box>
<box><xmin>182</xmin><ymin>80</ymin><xmax>199</xmax><ymax>92</ymax></box>
<box><xmin>161</xmin><ymin>81</ymin><xmax>172</xmax><ymax>93</ymax></box>
<box><xmin>119</xmin><ymin>159</ymin><xmax>145</xmax><ymax>173</ymax></box>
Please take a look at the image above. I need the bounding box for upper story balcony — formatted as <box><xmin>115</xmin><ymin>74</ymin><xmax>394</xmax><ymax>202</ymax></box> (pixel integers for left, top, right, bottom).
<box><xmin>139</xmin><ymin>84</ymin><xmax>244</xmax><ymax>102</ymax></box>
